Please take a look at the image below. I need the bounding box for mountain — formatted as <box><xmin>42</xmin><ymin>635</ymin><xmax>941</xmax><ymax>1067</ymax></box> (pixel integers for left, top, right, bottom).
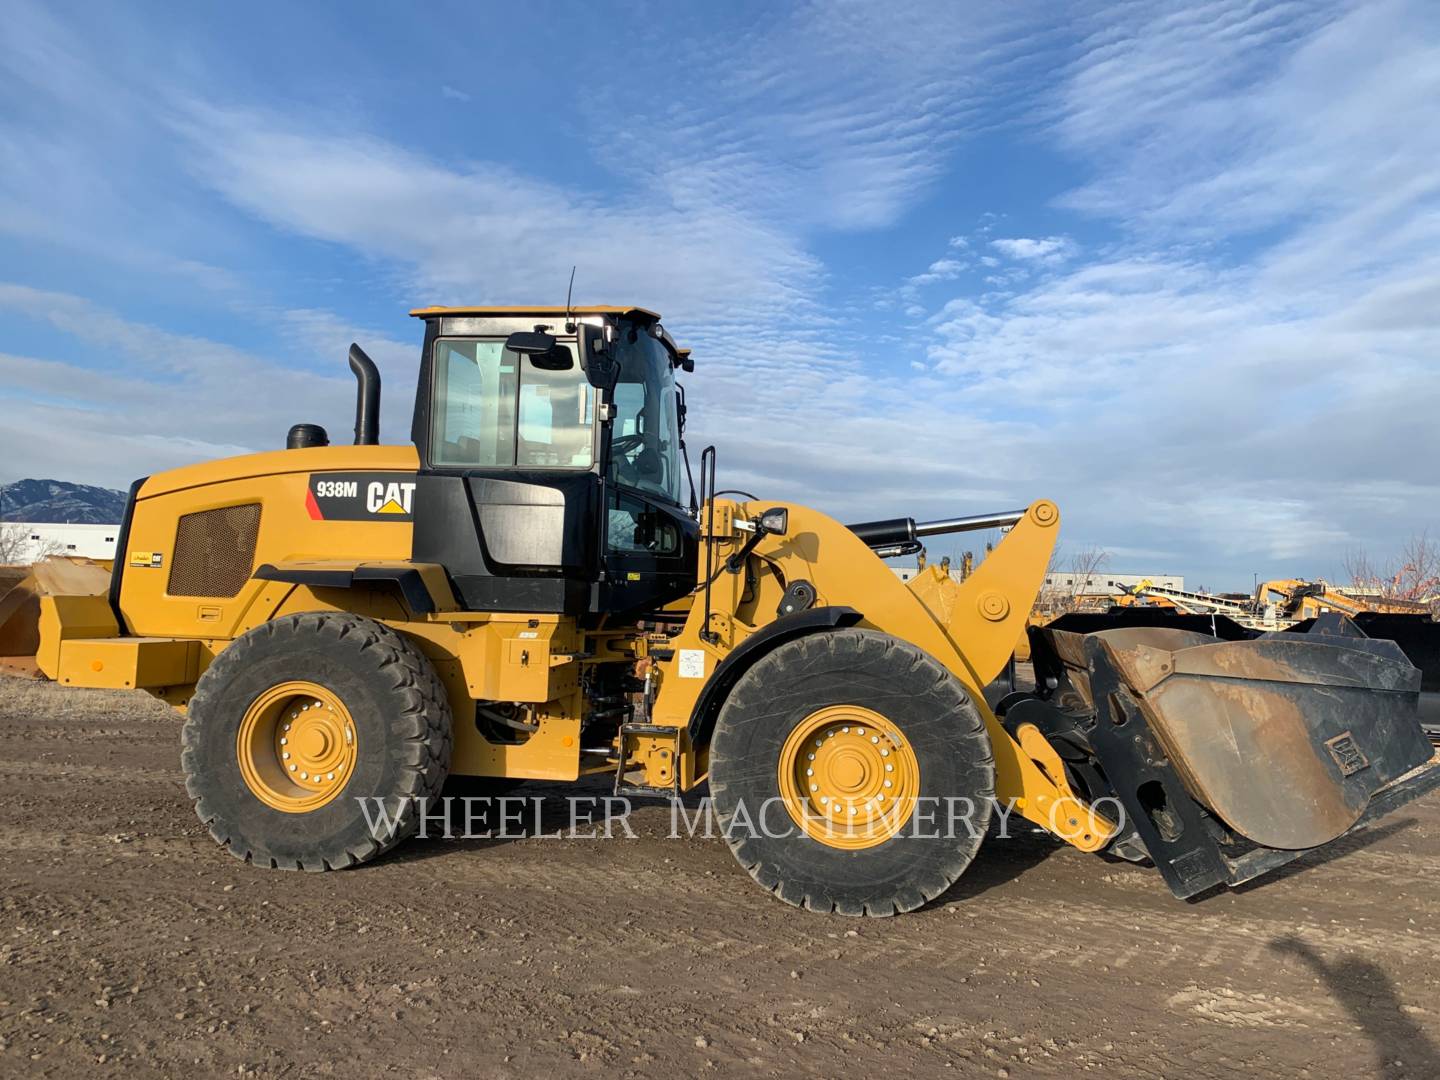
<box><xmin>0</xmin><ymin>479</ymin><xmax>128</xmax><ymax>525</ymax></box>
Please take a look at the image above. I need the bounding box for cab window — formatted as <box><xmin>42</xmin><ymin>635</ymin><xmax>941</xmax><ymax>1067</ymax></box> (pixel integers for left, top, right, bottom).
<box><xmin>431</xmin><ymin>339</ymin><xmax>594</xmax><ymax>468</ymax></box>
<box><xmin>607</xmin><ymin>332</ymin><xmax>682</xmax><ymax>504</ymax></box>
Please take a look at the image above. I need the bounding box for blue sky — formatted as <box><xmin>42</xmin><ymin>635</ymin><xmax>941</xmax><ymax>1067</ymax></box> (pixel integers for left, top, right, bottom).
<box><xmin>2</xmin><ymin>0</ymin><xmax>1438</xmax><ymax>589</ymax></box>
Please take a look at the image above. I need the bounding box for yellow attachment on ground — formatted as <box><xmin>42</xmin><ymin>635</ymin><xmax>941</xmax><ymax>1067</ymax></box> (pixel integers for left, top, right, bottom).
<box><xmin>237</xmin><ymin>681</ymin><xmax>358</xmax><ymax>813</ymax></box>
<box><xmin>0</xmin><ymin>557</ymin><xmax>112</xmax><ymax>674</ymax></box>
<box><xmin>776</xmin><ymin>705</ymin><xmax>920</xmax><ymax>850</ymax></box>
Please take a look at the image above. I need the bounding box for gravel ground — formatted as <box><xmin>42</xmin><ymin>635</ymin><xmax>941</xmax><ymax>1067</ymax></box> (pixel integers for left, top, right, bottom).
<box><xmin>1</xmin><ymin>676</ymin><xmax>1438</xmax><ymax>1079</ymax></box>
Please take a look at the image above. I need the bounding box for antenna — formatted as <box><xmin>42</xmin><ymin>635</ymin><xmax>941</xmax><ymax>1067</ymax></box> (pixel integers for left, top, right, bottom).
<box><xmin>564</xmin><ymin>265</ymin><xmax>577</xmax><ymax>331</ymax></box>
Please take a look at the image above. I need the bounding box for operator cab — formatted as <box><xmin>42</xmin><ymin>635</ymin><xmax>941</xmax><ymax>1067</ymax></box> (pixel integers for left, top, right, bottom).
<box><xmin>407</xmin><ymin>305</ymin><xmax>699</xmax><ymax>617</ymax></box>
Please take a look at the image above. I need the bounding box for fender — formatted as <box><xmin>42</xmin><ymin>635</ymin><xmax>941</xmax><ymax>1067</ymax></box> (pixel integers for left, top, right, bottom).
<box><xmin>253</xmin><ymin>560</ymin><xmax>457</xmax><ymax>617</ymax></box>
<box><xmin>686</xmin><ymin>605</ymin><xmax>862</xmax><ymax>746</ymax></box>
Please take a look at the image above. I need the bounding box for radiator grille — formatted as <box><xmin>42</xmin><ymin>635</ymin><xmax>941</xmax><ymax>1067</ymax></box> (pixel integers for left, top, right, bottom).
<box><xmin>166</xmin><ymin>503</ymin><xmax>261</xmax><ymax>598</ymax></box>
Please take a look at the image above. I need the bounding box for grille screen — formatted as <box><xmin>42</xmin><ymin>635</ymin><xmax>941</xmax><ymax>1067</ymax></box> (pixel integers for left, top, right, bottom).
<box><xmin>166</xmin><ymin>503</ymin><xmax>261</xmax><ymax>598</ymax></box>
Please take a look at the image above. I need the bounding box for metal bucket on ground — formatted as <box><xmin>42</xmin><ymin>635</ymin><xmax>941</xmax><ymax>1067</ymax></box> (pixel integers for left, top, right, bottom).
<box><xmin>1023</xmin><ymin>616</ymin><xmax>1440</xmax><ymax>897</ymax></box>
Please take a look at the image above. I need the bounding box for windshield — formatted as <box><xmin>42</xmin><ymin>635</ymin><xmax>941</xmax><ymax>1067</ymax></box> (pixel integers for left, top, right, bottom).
<box><xmin>430</xmin><ymin>339</ymin><xmax>594</xmax><ymax>468</ymax></box>
<box><xmin>608</xmin><ymin>330</ymin><xmax>683</xmax><ymax>505</ymax></box>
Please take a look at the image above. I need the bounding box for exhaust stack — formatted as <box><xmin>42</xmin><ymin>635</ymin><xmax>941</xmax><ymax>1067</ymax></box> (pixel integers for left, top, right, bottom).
<box><xmin>348</xmin><ymin>343</ymin><xmax>381</xmax><ymax>445</ymax></box>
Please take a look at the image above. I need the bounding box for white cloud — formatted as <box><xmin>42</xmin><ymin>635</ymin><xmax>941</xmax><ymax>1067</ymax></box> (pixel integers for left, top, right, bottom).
<box><xmin>174</xmin><ymin>102</ymin><xmax>824</xmax><ymax>334</ymax></box>
<box><xmin>595</xmin><ymin>3</ymin><xmax>1057</xmax><ymax>233</ymax></box>
<box><xmin>0</xmin><ymin>285</ymin><xmax>407</xmax><ymax>486</ymax></box>
<box><xmin>904</xmin><ymin>257</ymin><xmax>968</xmax><ymax>289</ymax></box>
<box><xmin>989</xmin><ymin>236</ymin><xmax>1078</xmax><ymax>264</ymax></box>
<box><xmin>912</xmin><ymin>0</ymin><xmax>1440</xmax><ymax>581</ymax></box>
<box><xmin>439</xmin><ymin>85</ymin><xmax>471</xmax><ymax>103</ymax></box>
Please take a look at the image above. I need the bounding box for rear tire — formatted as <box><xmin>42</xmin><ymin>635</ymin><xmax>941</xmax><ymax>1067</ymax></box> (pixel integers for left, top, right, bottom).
<box><xmin>709</xmin><ymin>629</ymin><xmax>994</xmax><ymax>916</ymax></box>
<box><xmin>181</xmin><ymin>612</ymin><xmax>452</xmax><ymax>871</ymax></box>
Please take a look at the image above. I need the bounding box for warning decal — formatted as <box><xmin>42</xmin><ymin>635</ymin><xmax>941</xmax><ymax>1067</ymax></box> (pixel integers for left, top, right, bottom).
<box><xmin>307</xmin><ymin>473</ymin><xmax>417</xmax><ymax>522</ymax></box>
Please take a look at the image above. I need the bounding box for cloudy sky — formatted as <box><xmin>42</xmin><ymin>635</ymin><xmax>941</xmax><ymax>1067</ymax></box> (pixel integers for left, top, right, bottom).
<box><xmin>2</xmin><ymin>0</ymin><xmax>1437</xmax><ymax>588</ymax></box>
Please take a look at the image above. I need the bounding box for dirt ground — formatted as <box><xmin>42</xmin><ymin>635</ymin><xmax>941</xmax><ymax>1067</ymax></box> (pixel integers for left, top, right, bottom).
<box><xmin>1</xmin><ymin>677</ymin><xmax>1438</xmax><ymax>1079</ymax></box>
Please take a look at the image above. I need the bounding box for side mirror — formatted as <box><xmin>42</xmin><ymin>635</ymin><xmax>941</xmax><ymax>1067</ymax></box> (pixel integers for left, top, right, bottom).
<box><xmin>579</xmin><ymin>324</ymin><xmax>620</xmax><ymax>390</ymax></box>
<box><xmin>758</xmin><ymin>507</ymin><xmax>789</xmax><ymax>536</ymax></box>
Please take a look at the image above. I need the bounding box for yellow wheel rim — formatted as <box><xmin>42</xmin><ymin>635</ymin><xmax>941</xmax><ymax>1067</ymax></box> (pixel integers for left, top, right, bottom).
<box><xmin>777</xmin><ymin>705</ymin><xmax>920</xmax><ymax>850</ymax></box>
<box><xmin>237</xmin><ymin>681</ymin><xmax>357</xmax><ymax>813</ymax></box>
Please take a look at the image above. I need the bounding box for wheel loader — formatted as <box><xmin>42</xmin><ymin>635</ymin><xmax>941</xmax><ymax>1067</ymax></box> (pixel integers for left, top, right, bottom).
<box><xmin>3</xmin><ymin>303</ymin><xmax>1437</xmax><ymax>915</ymax></box>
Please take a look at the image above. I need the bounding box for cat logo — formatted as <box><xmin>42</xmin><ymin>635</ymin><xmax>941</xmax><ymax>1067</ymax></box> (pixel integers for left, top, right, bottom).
<box><xmin>306</xmin><ymin>472</ymin><xmax>417</xmax><ymax>522</ymax></box>
<box><xmin>366</xmin><ymin>480</ymin><xmax>415</xmax><ymax>515</ymax></box>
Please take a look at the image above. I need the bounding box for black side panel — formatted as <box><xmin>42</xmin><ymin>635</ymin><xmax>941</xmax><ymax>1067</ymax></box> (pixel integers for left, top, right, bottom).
<box><xmin>108</xmin><ymin>476</ymin><xmax>148</xmax><ymax>635</ymax></box>
<box><xmin>411</xmin><ymin>472</ymin><xmax>598</xmax><ymax>614</ymax></box>
<box><xmin>687</xmin><ymin>606</ymin><xmax>863</xmax><ymax>745</ymax></box>
<box><xmin>471</xmin><ymin>477</ymin><xmax>588</xmax><ymax>570</ymax></box>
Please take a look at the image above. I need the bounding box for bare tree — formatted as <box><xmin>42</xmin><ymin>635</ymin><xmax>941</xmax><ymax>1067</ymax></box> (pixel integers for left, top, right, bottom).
<box><xmin>1344</xmin><ymin>532</ymin><xmax>1440</xmax><ymax>608</ymax></box>
<box><xmin>1395</xmin><ymin>532</ymin><xmax>1440</xmax><ymax>603</ymax></box>
<box><xmin>0</xmin><ymin>524</ymin><xmax>63</xmax><ymax>565</ymax></box>
<box><xmin>1035</xmin><ymin>541</ymin><xmax>1067</xmax><ymax>614</ymax></box>
<box><xmin>0</xmin><ymin>523</ymin><xmax>29</xmax><ymax>565</ymax></box>
<box><xmin>1342</xmin><ymin>545</ymin><xmax>1378</xmax><ymax>592</ymax></box>
<box><xmin>1035</xmin><ymin>544</ymin><xmax>1113</xmax><ymax>616</ymax></box>
<box><xmin>1068</xmin><ymin>546</ymin><xmax>1112</xmax><ymax>599</ymax></box>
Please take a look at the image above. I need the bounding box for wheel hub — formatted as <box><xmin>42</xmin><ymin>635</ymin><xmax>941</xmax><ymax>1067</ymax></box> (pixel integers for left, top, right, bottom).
<box><xmin>237</xmin><ymin>681</ymin><xmax>357</xmax><ymax>813</ymax></box>
<box><xmin>777</xmin><ymin>704</ymin><xmax>920</xmax><ymax>849</ymax></box>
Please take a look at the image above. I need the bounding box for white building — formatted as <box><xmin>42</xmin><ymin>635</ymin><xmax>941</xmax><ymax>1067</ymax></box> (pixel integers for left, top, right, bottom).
<box><xmin>3</xmin><ymin>522</ymin><xmax>119</xmax><ymax>563</ymax></box>
<box><xmin>1043</xmin><ymin>571</ymin><xmax>1184</xmax><ymax>596</ymax></box>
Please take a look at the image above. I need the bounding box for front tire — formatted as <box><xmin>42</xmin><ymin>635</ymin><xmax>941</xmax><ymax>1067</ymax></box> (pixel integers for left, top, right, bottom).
<box><xmin>709</xmin><ymin>629</ymin><xmax>994</xmax><ymax>916</ymax></box>
<box><xmin>181</xmin><ymin>612</ymin><xmax>452</xmax><ymax>871</ymax></box>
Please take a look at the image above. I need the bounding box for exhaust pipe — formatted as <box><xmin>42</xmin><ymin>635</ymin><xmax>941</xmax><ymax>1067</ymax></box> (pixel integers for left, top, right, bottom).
<box><xmin>348</xmin><ymin>343</ymin><xmax>381</xmax><ymax>445</ymax></box>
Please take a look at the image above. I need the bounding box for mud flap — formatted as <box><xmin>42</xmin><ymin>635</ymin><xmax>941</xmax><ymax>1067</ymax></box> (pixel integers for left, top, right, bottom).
<box><xmin>1079</xmin><ymin>625</ymin><xmax>1438</xmax><ymax>898</ymax></box>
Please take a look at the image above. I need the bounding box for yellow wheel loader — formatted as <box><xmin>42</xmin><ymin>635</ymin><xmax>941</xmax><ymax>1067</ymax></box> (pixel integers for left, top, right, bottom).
<box><xmin>3</xmin><ymin>304</ymin><xmax>1437</xmax><ymax>914</ymax></box>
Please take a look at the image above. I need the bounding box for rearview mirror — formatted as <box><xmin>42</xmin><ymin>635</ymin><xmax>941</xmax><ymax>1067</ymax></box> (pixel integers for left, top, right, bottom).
<box><xmin>505</xmin><ymin>330</ymin><xmax>558</xmax><ymax>355</ymax></box>
<box><xmin>529</xmin><ymin>346</ymin><xmax>574</xmax><ymax>371</ymax></box>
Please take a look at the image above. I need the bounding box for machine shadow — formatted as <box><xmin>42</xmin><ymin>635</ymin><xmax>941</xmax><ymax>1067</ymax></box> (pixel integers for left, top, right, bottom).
<box><xmin>926</xmin><ymin>823</ymin><xmax>1064</xmax><ymax>907</ymax></box>
<box><xmin>377</xmin><ymin>776</ymin><xmax>636</xmax><ymax>865</ymax></box>
<box><xmin>1271</xmin><ymin>935</ymin><xmax>1440</xmax><ymax>1079</ymax></box>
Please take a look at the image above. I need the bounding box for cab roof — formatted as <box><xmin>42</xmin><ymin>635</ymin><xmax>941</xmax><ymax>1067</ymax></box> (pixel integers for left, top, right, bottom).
<box><xmin>409</xmin><ymin>304</ymin><xmax>661</xmax><ymax>322</ymax></box>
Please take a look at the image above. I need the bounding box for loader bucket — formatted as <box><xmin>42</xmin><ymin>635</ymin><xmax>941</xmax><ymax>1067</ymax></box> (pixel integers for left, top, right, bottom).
<box><xmin>0</xmin><ymin>558</ymin><xmax>112</xmax><ymax>676</ymax></box>
<box><xmin>1030</xmin><ymin>619</ymin><xmax>1440</xmax><ymax>897</ymax></box>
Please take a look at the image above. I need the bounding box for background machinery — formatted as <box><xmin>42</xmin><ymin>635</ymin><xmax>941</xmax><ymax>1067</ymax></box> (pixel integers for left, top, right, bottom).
<box><xmin>2</xmin><ymin>303</ymin><xmax>1437</xmax><ymax>914</ymax></box>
